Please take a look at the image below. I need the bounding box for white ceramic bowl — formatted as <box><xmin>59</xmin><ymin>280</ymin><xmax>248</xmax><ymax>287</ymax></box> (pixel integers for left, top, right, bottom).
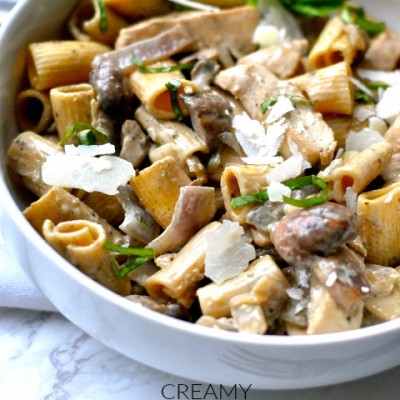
<box><xmin>1</xmin><ymin>0</ymin><xmax>400</xmax><ymax>390</ymax></box>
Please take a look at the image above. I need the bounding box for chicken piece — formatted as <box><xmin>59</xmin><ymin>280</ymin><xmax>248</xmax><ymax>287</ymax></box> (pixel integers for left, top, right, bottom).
<box><xmin>115</xmin><ymin>6</ymin><xmax>260</xmax><ymax>60</ymax></box>
<box><xmin>238</xmin><ymin>39</ymin><xmax>308</xmax><ymax>79</ymax></box>
<box><xmin>365</xmin><ymin>30</ymin><xmax>400</xmax><ymax>71</ymax></box>
<box><xmin>307</xmin><ymin>273</ymin><xmax>363</xmax><ymax>335</ymax></box>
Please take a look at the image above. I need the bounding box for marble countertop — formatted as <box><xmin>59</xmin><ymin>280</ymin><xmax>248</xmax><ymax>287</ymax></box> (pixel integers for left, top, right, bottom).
<box><xmin>1</xmin><ymin>2</ymin><xmax>399</xmax><ymax>399</ymax></box>
<box><xmin>0</xmin><ymin>306</ymin><xmax>399</xmax><ymax>400</ymax></box>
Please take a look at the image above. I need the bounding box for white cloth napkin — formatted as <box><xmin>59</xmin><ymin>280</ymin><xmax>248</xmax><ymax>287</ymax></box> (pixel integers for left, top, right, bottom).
<box><xmin>0</xmin><ymin>206</ymin><xmax>56</xmax><ymax>311</ymax></box>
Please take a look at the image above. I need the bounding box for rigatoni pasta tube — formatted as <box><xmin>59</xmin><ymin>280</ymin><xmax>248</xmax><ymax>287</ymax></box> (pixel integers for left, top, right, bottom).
<box><xmin>145</xmin><ymin>221</ymin><xmax>221</xmax><ymax>308</ymax></box>
<box><xmin>130</xmin><ymin>60</ymin><xmax>198</xmax><ymax>120</ymax></box>
<box><xmin>288</xmin><ymin>61</ymin><xmax>354</xmax><ymax>115</ymax></box>
<box><xmin>50</xmin><ymin>83</ymin><xmax>96</xmax><ymax>141</ymax></box>
<box><xmin>130</xmin><ymin>156</ymin><xmax>191</xmax><ymax>229</ymax></box>
<box><xmin>197</xmin><ymin>255</ymin><xmax>288</xmax><ymax>319</ymax></box>
<box><xmin>7</xmin><ymin>131</ymin><xmax>60</xmax><ymax>197</ymax></box>
<box><xmin>220</xmin><ymin>164</ymin><xmax>271</xmax><ymax>224</ymax></box>
<box><xmin>357</xmin><ymin>182</ymin><xmax>400</xmax><ymax>266</ymax></box>
<box><xmin>329</xmin><ymin>141</ymin><xmax>392</xmax><ymax>203</ymax></box>
<box><xmin>43</xmin><ymin>219</ymin><xmax>131</xmax><ymax>295</ymax></box>
<box><xmin>308</xmin><ymin>17</ymin><xmax>366</xmax><ymax>70</ymax></box>
<box><xmin>15</xmin><ymin>89</ymin><xmax>53</xmax><ymax>134</ymax></box>
<box><xmin>68</xmin><ymin>0</ymin><xmax>129</xmax><ymax>45</ymax></box>
<box><xmin>27</xmin><ymin>41</ymin><xmax>110</xmax><ymax>90</ymax></box>
<box><xmin>23</xmin><ymin>186</ymin><xmax>126</xmax><ymax>245</ymax></box>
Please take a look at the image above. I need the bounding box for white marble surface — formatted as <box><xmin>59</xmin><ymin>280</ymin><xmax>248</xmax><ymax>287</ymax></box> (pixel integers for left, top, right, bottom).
<box><xmin>1</xmin><ymin>2</ymin><xmax>400</xmax><ymax>399</ymax></box>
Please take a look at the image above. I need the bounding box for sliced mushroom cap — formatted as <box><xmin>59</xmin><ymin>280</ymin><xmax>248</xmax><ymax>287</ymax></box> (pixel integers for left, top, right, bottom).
<box><xmin>180</xmin><ymin>92</ymin><xmax>233</xmax><ymax>150</ymax></box>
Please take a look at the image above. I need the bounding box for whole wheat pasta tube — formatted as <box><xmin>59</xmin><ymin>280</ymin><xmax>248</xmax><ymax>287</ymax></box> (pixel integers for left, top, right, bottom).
<box><xmin>27</xmin><ymin>41</ymin><xmax>111</xmax><ymax>90</ymax></box>
<box><xmin>130</xmin><ymin>60</ymin><xmax>198</xmax><ymax>120</ymax></box>
<box><xmin>357</xmin><ymin>182</ymin><xmax>400</xmax><ymax>266</ymax></box>
<box><xmin>329</xmin><ymin>141</ymin><xmax>392</xmax><ymax>203</ymax></box>
<box><xmin>50</xmin><ymin>83</ymin><xmax>96</xmax><ymax>142</ymax></box>
<box><xmin>288</xmin><ymin>61</ymin><xmax>354</xmax><ymax>115</ymax></box>
<box><xmin>104</xmin><ymin>0</ymin><xmax>171</xmax><ymax>20</ymax></box>
<box><xmin>197</xmin><ymin>255</ymin><xmax>289</xmax><ymax>319</ymax></box>
<box><xmin>6</xmin><ymin>131</ymin><xmax>61</xmax><ymax>197</ymax></box>
<box><xmin>145</xmin><ymin>221</ymin><xmax>221</xmax><ymax>308</ymax></box>
<box><xmin>220</xmin><ymin>164</ymin><xmax>271</xmax><ymax>224</ymax></box>
<box><xmin>308</xmin><ymin>17</ymin><xmax>366</xmax><ymax>70</ymax></box>
<box><xmin>15</xmin><ymin>89</ymin><xmax>53</xmax><ymax>134</ymax></box>
<box><xmin>43</xmin><ymin>219</ymin><xmax>131</xmax><ymax>295</ymax></box>
<box><xmin>130</xmin><ymin>156</ymin><xmax>191</xmax><ymax>229</ymax></box>
<box><xmin>68</xmin><ymin>0</ymin><xmax>129</xmax><ymax>45</ymax></box>
<box><xmin>23</xmin><ymin>186</ymin><xmax>126</xmax><ymax>245</ymax></box>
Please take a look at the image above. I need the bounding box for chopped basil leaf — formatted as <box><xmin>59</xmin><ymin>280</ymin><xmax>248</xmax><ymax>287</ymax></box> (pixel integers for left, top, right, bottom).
<box><xmin>366</xmin><ymin>83</ymin><xmax>390</xmax><ymax>91</ymax></box>
<box><xmin>165</xmin><ymin>79</ymin><xmax>184</xmax><ymax>121</ymax></box>
<box><xmin>231</xmin><ymin>175</ymin><xmax>327</xmax><ymax>208</ymax></box>
<box><xmin>110</xmin><ymin>255</ymin><xmax>151</xmax><ymax>278</ymax></box>
<box><xmin>77</xmin><ymin>130</ymin><xmax>97</xmax><ymax>145</ymax></box>
<box><xmin>132</xmin><ymin>54</ymin><xmax>194</xmax><ymax>74</ymax></box>
<box><xmin>104</xmin><ymin>242</ymin><xmax>155</xmax><ymax>258</ymax></box>
<box><xmin>98</xmin><ymin>0</ymin><xmax>108</xmax><ymax>33</ymax></box>
<box><xmin>105</xmin><ymin>242</ymin><xmax>155</xmax><ymax>279</ymax></box>
<box><xmin>280</xmin><ymin>0</ymin><xmax>347</xmax><ymax>17</ymax></box>
<box><xmin>340</xmin><ymin>5</ymin><xmax>386</xmax><ymax>37</ymax></box>
<box><xmin>59</xmin><ymin>123</ymin><xmax>109</xmax><ymax>146</ymax></box>
<box><xmin>354</xmin><ymin>89</ymin><xmax>374</xmax><ymax>104</ymax></box>
<box><xmin>261</xmin><ymin>94</ymin><xmax>314</xmax><ymax>114</ymax></box>
<box><xmin>139</xmin><ymin>216</ymin><xmax>148</xmax><ymax>228</ymax></box>
<box><xmin>261</xmin><ymin>98</ymin><xmax>279</xmax><ymax>113</ymax></box>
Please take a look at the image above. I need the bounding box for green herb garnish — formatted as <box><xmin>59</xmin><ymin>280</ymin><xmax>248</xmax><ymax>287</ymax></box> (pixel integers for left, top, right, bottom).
<box><xmin>340</xmin><ymin>5</ymin><xmax>386</xmax><ymax>36</ymax></box>
<box><xmin>354</xmin><ymin>89</ymin><xmax>374</xmax><ymax>104</ymax></box>
<box><xmin>98</xmin><ymin>0</ymin><xmax>108</xmax><ymax>33</ymax></box>
<box><xmin>165</xmin><ymin>79</ymin><xmax>184</xmax><ymax>121</ymax></box>
<box><xmin>132</xmin><ymin>54</ymin><xmax>194</xmax><ymax>74</ymax></box>
<box><xmin>366</xmin><ymin>83</ymin><xmax>390</xmax><ymax>91</ymax></box>
<box><xmin>261</xmin><ymin>94</ymin><xmax>314</xmax><ymax>114</ymax></box>
<box><xmin>231</xmin><ymin>175</ymin><xmax>328</xmax><ymax>208</ymax></box>
<box><xmin>59</xmin><ymin>123</ymin><xmax>109</xmax><ymax>146</ymax></box>
<box><xmin>104</xmin><ymin>242</ymin><xmax>155</xmax><ymax>278</ymax></box>
<box><xmin>280</xmin><ymin>0</ymin><xmax>348</xmax><ymax>17</ymax></box>
<box><xmin>139</xmin><ymin>216</ymin><xmax>148</xmax><ymax>228</ymax></box>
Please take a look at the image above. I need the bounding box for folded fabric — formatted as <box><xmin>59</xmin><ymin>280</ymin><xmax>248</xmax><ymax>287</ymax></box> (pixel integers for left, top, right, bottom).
<box><xmin>0</xmin><ymin>206</ymin><xmax>56</xmax><ymax>312</ymax></box>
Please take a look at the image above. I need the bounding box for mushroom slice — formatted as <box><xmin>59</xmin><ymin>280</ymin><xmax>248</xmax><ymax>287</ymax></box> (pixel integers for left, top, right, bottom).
<box><xmin>311</xmin><ymin>246</ymin><xmax>371</xmax><ymax>311</ymax></box>
<box><xmin>180</xmin><ymin>92</ymin><xmax>233</xmax><ymax>150</ymax></box>
<box><xmin>117</xmin><ymin>185</ymin><xmax>160</xmax><ymax>245</ymax></box>
<box><xmin>148</xmin><ymin>186</ymin><xmax>216</xmax><ymax>255</ymax></box>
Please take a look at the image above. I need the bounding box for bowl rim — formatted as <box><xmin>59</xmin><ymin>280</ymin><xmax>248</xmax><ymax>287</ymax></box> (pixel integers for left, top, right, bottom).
<box><xmin>1</xmin><ymin>0</ymin><xmax>400</xmax><ymax>350</ymax></box>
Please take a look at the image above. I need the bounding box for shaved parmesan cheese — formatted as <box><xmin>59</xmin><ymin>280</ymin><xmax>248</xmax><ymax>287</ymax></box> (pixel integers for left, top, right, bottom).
<box><xmin>266</xmin><ymin>96</ymin><xmax>295</xmax><ymax>123</ymax></box>
<box><xmin>267</xmin><ymin>181</ymin><xmax>291</xmax><ymax>202</ymax></box>
<box><xmin>369</xmin><ymin>116</ymin><xmax>388</xmax><ymax>135</ymax></box>
<box><xmin>252</xmin><ymin>25</ymin><xmax>280</xmax><ymax>48</ymax></box>
<box><xmin>376</xmin><ymin>84</ymin><xmax>400</xmax><ymax>123</ymax></box>
<box><xmin>233</xmin><ymin>113</ymin><xmax>287</xmax><ymax>158</ymax></box>
<box><xmin>357</xmin><ymin>69</ymin><xmax>400</xmax><ymax>86</ymax></box>
<box><xmin>65</xmin><ymin>143</ymin><xmax>116</xmax><ymax>157</ymax></box>
<box><xmin>266</xmin><ymin>153</ymin><xmax>310</xmax><ymax>183</ymax></box>
<box><xmin>349</xmin><ymin>76</ymin><xmax>374</xmax><ymax>98</ymax></box>
<box><xmin>345</xmin><ymin>186</ymin><xmax>357</xmax><ymax>214</ymax></box>
<box><xmin>345</xmin><ymin>128</ymin><xmax>385</xmax><ymax>152</ymax></box>
<box><xmin>353</xmin><ymin>105</ymin><xmax>375</xmax><ymax>122</ymax></box>
<box><xmin>42</xmin><ymin>154</ymin><xmax>135</xmax><ymax>195</ymax></box>
<box><xmin>204</xmin><ymin>220</ymin><xmax>256</xmax><ymax>284</ymax></box>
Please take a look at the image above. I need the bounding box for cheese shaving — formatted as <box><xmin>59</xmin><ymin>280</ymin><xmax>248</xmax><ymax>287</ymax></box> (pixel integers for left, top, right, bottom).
<box><xmin>266</xmin><ymin>153</ymin><xmax>310</xmax><ymax>184</ymax></box>
<box><xmin>204</xmin><ymin>220</ymin><xmax>256</xmax><ymax>284</ymax></box>
<box><xmin>345</xmin><ymin>128</ymin><xmax>385</xmax><ymax>152</ymax></box>
<box><xmin>357</xmin><ymin>69</ymin><xmax>400</xmax><ymax>86</ymax></box>
<box><xmin>376</xmin><ymin>84</ymin><xmax>400</xmax><ymax>123</ymax></box>
<box><xmin>267</xmin><ymin>181</ymin><xmax>291</xmax><ymax>202</ymax></box>
<box><xmin>266</xmin><ymin>96</ymin><xmax>295</xmax><ymax>124</ymax></box>
<box><xmin>65</xmin><ymin>143</ymin><xmax>116</xmax><ymax>157</ymax></box>
<box><xmin>42</xmin><ymin>154</ymin><xmax>135</xmax><ymax>195</ymax></box>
